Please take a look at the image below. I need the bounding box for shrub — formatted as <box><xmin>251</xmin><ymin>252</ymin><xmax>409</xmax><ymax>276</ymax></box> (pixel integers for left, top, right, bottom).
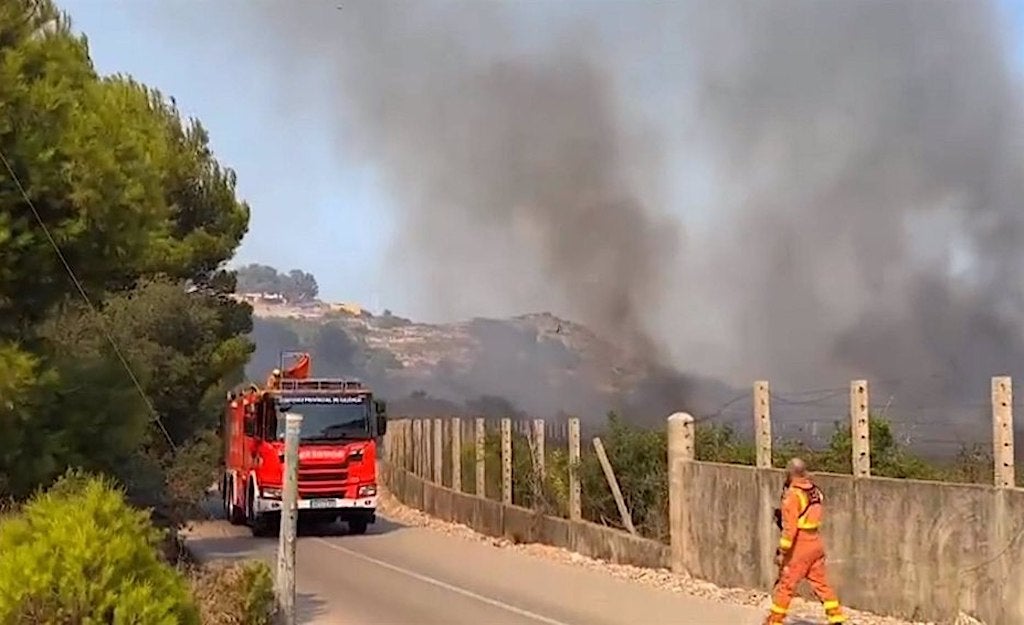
<box><xmin>0</xmin><ymin>471</ymin><xmax>199</xmax><ymax>625</ymax></box>
<box><xmin>579</xmin><ymin>413</ymin><xmax>670</xmax><ymax>540</ymax></box>
<box><xmin>165</xmin><ymin>430</ymin><xmax>223</xmax><ymax>520</ymax></box>
<box><xmin>774</xmin><ymin>416</ymin><xmax>939</xmax><ymax>480</ymax></box>
<box><xmin>189</xmin><ymin>561</ymin><xmax>276</xmax><ymax>625</ymax></box>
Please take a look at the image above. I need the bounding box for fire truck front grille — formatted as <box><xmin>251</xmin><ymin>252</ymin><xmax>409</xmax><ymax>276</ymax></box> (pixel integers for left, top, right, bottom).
<box><xmin>297</xmin><ymin>463</ymin><xmax>349</xmax><ymax>498</ymax></box>
<box><xmin>299</xmin><ymin>471</ymin><xmax>348</xmax><ymax>482</ymax></box>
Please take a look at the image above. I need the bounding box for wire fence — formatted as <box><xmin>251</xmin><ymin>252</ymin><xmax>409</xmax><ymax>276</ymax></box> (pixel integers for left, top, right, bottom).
<box><xmin>389</xmin><ymin>375</ymin><xmax>1023</xmax><ymax>541</ymax></box>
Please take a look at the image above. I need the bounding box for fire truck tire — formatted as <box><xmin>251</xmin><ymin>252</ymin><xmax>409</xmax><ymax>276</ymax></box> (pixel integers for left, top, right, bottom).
<box><xmin>248</xmin><ymin>485</ymin><xmax>276</xmax><ymax>537</ymax></box>
<box><xmin>225</xmin><ymin>476</ymin><xmax>245</xmax><ymax>525</ymax></box>
<box><xmin>348</xmin><ymin>519</ymin><xmax>369</xmax><ymax>535</ymax></box>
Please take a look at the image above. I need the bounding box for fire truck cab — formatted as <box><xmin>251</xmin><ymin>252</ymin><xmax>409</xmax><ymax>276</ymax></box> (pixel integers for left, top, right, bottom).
<box><xmin>222</xmin><ymin>353</ymin><xmax>387</xmax><ymax>536</ymax></box>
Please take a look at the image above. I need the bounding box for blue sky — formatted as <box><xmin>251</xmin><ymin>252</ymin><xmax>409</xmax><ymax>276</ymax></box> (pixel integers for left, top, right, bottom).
<box><xmin>60</xmin><ymin>1</ymin><xmax>1024</xmax><ymax>319</ymax></box>
<box><xmin>62</xmin><ymin>0</ymin><xmax>396</xmax><ymax>313</ymax></box>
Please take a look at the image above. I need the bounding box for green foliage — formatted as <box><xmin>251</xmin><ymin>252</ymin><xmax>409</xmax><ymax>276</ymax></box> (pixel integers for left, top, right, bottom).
<box><xmin>572</xmin><ymin>415</ymin><xmax>752</xmax><ymax>539</ymax></box>
<box><xmin>695</xmin><ymin>423</ymin><xmax>756</xmax><ymax>465</ymax></box>
<box><xmin>0</xmin><ymin>0</ymin><xmax>251</xmax><ymax>501</ymax></box>
<box><xmin>579</xmin><ymin>413</ymin><xmax>670</xmax><ymax>539</ymax></box>
<box><xmin>189</xmin><ymin>561</ymin><xmax>275</xmax><ymax>625</ymax></box>
<box><xmin>946</xmin><ymin>444</ymin><xmax>993</xmax><ymax>485</ymax></box>
<box><xmin>165</xmin><ymin>430</ymin><xmax>223</xmax><ymax>518</ymax></box>
<box><xmin>235</xmin><ymin>263</ymin><xmax>318</xmax><ymax>302</ymax></box>
<box><xmin>0</xmin><ymin>276</ymin><xmax>252</xmax><ymax>499</ymax></box>
<box><xmin>0</xmin><ymin>471</ymin><xmax>199</xmax><ymax>624</ymax></box>
<box><xmin>773</xmin><ymin>416</ymin><xmax>939</xmax><ymax>480</ymax></box>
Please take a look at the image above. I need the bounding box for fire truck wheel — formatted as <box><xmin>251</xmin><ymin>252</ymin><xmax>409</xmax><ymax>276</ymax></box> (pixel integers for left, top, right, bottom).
<box><xmin>225</xmin><ymin>477</ymin><xmax>245</xmax><ymax>525</ymax></box>
<box><xmin>348</xmin><ymin>519</ymin><xmax>368</xmax><ymax>535</ymax></box>
<box><xmin>247</xmin><ymin>485</ymin><xmax>276</xmax><ymax>537</ymax></box>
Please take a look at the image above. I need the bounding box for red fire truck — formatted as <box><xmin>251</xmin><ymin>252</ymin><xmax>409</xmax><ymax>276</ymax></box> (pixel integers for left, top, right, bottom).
<box><xmin>222</xmin><ymin>353</ymin><xmax>387</xmax><ymax>536</ymax></box>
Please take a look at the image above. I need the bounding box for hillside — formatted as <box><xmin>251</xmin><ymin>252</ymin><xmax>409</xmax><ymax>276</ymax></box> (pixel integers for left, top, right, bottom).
<box><xmin>242</xmin><ymin>297</ymin><xmax>994</xmax><ymax>456</ymax></box>
<box><xmin>244</xmin><ymin>299</ymin><xmax>686</xmax><ymax>420</ymax></box>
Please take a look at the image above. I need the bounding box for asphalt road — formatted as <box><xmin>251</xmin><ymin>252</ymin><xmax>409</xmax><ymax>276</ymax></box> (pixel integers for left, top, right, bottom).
<box><xmin>185</xmin><ymin>514</ymin><xmax>771</xmax><ymax>625</ymax></box>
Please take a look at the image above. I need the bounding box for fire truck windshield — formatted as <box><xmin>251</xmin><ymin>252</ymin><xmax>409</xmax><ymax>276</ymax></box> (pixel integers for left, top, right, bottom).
<box><xmin>273</xmin><ymin>396</ymin><xmax>371</xmax><ymax>442</ymax></box>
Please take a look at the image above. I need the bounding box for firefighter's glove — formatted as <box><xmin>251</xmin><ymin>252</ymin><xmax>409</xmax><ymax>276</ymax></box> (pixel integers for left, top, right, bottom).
<box><xmin>772</xmin><ymin>508</ymin><xmax>783</xmax><ymax>530</ymax></box>
<box><xmin>774</xmin><ymin>550</ymin><xmax>786</xmax><ymax>568</ymax></box>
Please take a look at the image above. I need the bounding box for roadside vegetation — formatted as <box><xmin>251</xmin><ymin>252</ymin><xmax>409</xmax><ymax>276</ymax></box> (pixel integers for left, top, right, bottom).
<box><xmin>0</xmin><ymin>1</ymin><xmax>270</xmax><ymax>621</ymax></box>
<box><xmin>0</xmin><ymin>472</ymin><xmax>275</xmax><ymax>625</ymax></box>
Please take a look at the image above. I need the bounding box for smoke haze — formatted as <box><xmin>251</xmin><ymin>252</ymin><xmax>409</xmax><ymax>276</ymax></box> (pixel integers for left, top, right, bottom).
<box><xmin>205</xmin><ymin>1</ymin><xmax>1024</xmax><ymax>416</ymax></box>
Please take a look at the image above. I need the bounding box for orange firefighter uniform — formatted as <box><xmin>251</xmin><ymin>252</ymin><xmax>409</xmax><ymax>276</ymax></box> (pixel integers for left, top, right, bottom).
<box><xmin>766</xmin><ymin>477</ymin><xmax>846</xmax><ymax>624</ymax></box>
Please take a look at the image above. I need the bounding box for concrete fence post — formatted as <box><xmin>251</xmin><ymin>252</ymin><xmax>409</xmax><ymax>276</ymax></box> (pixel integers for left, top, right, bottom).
<box><xmin>427</xmin><ymin>418</ymin><xmax>435</xmax><ymax>478</ymax></box>
<box><xmin>389</xmin><ymin>420</ymin><xmax>398</xmax><ymax>467</ymax></box>
<box><xmin>532</xmin><ymin>418</ymin><xmax>546</xmax><ymax>478</ymax></box>
<box><xmin>424</xmin><ymin>418</ymin><xmax>432</xmax><ymax>480</ymax></box>
<box><xmin>390</xmin><ymin>420</ymin><xmax>398</xmax><ymax>467</ymax></box>
<box><xmin>451</xmin><ymin>417</ymin><xmax>462</xmax><ymax>492</ymax></box>
<box><xmin>754</xmin><ymin>380</ymin><xmax>772</xmax><ymax>468</ymax></box>
<box><xmin>668</xmin><ymin>412</ymin><xmax>695</xmax><ymax>574</ymax></box>
<box><xmin>992</xmin><ymin>376</ymin><xmax>1015</xmax><ymax>488</ymax></box>
<box><xmin>395</xmin><ymin>419</ymin><xmax>403</xmax><ymax>469</ymax></box>
<box><xmin>568</xmin><ymin>417</ymin><xmax>582</xmax><ymax>522</ymax></box>
<box><xmin>277</xmin><ymin>413</ymin><xmax>301</xmax><ymax>625</ymax></box>
<box><xmin>404</xmin><ymin>420</ymin><xmax>412</xmax><ymax>471</ymax></box>
<box><xmin>532</xmin><ymin>418</ymin><xmax>545</xmax><ymax>507</ymax></box>
<box><xmin>421</xmin><ymin>418</ymin><xmax>428</xmax><ymax>477</ymax></box>
<box><xmin>850</xmin><ymin>380</ymin><xmax>871</xmax><ymax>477</ymax></box>
<box><xmin>753</xmin><ymin>381</ymin><xmax>776</xmax><ymax>585</ymax></box>
<box><xmin>501</xmin><ymin>418</ymin><xmax>512</xmax><ymax>505</ymax></box>
<box><xmin>475</xmin><ymin>417</ymin><xmax>486</xmax><ymax>497</ymax></box>
<box><xmin>433</xmin><ymin>418</ymin><xmax>443</xmax><ymax>484</ymax></box>
<box><xmin>413</xmin><ymin>419</ymin><xmax>423</xmax><ymax>477</ymax></box>
<box><xmin>423</xmin><ymin>418</ymin><xmax>432</xmax><ymax>477</ymax></box>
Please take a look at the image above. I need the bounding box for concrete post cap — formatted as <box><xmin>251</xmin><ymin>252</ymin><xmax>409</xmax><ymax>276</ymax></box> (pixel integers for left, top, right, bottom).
<box><xmin>285</xmin><ymin>413</ymin><xmax>304</xmax><ymax>425</ymax></box>
<box><xmin>667</xmin><ymin>412</ymin><xmax>694</xmax><ymax>423</ymax></box>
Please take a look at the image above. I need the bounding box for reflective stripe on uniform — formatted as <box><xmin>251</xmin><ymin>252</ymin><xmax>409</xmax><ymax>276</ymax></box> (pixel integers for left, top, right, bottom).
<box><xmin>771</xmin><ymin>604</ymin><xmax>788</xmax><ymax>615</ymax></box>
<box><xmin>823</xmin><ymin>600</ymin><xmax>841</xmax><ymax>610</ymax></box>
<box><xmin>779</xmin><ymin>537</ymin><xmax>793</xmax><ymax>550</ymax></box>
<box><xmin>828</xmin><ymin>615</ymin><xmax>846</xmax><ymax>623</ymax></box>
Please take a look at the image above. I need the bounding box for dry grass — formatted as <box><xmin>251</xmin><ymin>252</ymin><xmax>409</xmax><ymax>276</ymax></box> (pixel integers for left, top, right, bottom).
<box><xmin>187</xmin><ymin>561</ymin><xmax>276</xmax><ymax>625</ymax></box>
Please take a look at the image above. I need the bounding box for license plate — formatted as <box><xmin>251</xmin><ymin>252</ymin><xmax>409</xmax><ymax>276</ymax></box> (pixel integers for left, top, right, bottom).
<box><xmin>309</xmin><ymin>498</ymin><xmax>335</xmax><ymax>509</ymax></box>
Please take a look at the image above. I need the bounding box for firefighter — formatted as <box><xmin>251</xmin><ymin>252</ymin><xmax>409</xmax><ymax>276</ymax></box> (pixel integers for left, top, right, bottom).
<box><xmin>266</xmin><ymin>368</ymin><xmax>281</xmax><ymax>389</ymax></box>
<box><xmin>766</xmin><ymin>458</ymin><xmax>846</xmax><ymax>624</ymax></box>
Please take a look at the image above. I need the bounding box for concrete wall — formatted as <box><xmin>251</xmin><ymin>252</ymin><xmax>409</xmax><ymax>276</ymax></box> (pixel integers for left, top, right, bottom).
<box><xmin>384</xmin><ymin>416</ymin><xmax>1024</xmax><ymax>624</ymax></box>
<box><xmin>382</xmin><ymin>463</ymin><xmax>671</xmax><ymax>571</ymax></box>
<box><xmin>676</xmin><ymin>460</ymin><xmax>1024</xmax><ymax>625</ymax></box>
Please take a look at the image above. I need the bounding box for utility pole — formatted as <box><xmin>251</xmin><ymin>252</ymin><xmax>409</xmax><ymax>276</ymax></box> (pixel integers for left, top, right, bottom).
<box><xmin>277</xmin><ymin>413</ymin><xmax>301</xmax><ymax>625</ymax></box>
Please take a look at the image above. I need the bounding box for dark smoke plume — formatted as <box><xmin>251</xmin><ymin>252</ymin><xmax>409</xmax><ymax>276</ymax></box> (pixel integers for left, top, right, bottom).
<box><xmin>194</xmin><ymin>1</ymin><xmax>1024</xmax><ymax>424</ymax></box>
<box><xmin>228</xmin><ymin>1</ymin><xmax>691</xmax><ymax>413</ymax></box>
<box><xmin>682</xmin><ymin>1</ymin><xmax>1024</xmax><ymax>411</ymax></box>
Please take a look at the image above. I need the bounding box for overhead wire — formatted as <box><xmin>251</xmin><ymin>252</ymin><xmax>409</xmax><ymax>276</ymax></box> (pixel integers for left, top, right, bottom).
<box><xmin>0</xmin><ymin>147</ymin><xmax>177</xmax><ymax>451</ymax></box>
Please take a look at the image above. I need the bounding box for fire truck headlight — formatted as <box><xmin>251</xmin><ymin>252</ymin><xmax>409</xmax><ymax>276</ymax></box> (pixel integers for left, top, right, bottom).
<box><xmin>357</xmin><ymin>485</ymin><xmax>377</xmax><ymax>497</ymax></box>
<box><xmin>261</xmin><ymin>487</ymin><xmax>282</xmax><ymax>499</ymax></box>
